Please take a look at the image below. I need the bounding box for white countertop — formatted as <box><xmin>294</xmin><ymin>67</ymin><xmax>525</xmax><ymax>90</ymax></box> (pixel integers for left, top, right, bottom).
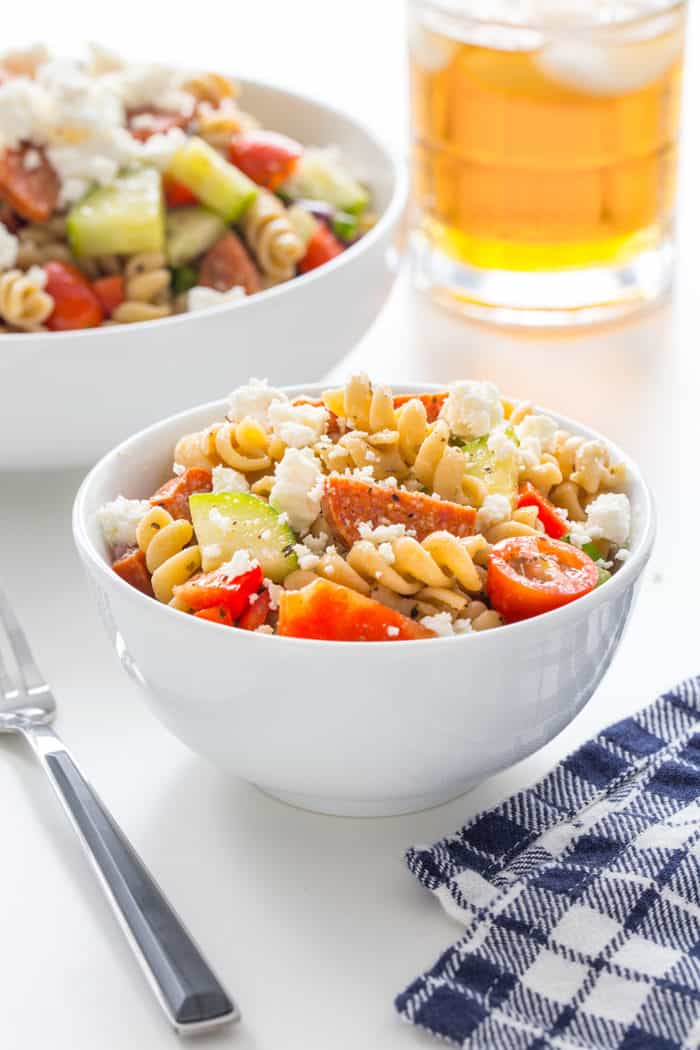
<box><xmin>1</xmin><ymin>3</ymin><xmax>699</xmax><ymax>1047</ymax></box>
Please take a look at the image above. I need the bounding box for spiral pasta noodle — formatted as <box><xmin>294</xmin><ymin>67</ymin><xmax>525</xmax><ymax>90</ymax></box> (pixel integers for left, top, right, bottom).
<box><xmin>0</xmin><ymin>270</ymin><xmax>54</xmax><ymax>330</ymax></box>
<box><xmin>112</xmin><ymin>252</ymin><xmax>172</xmax><ymax>324</ymax></box>
<box><xmin>135</xmin><ymin>506</ymin><xmax>201</xmax><ymax>604</ymax></box>
<box><xmin>174</xmin><ymin>417</ymin><xmax>286</xmax><ymax>475</ymax></box>
<box><xmin>241</xmin><ymin>191</ymin><xmax>304</xmax><ymax>280</ymax></box>
<box><xmin>183</xmin><ymin>71</ymin><xmax>239</xmax><ymax>104</ymax></box>
<box><xmin>196</xmin><ymin>98</ymin><xmax>259</xmax><ymax>151</ymax></box>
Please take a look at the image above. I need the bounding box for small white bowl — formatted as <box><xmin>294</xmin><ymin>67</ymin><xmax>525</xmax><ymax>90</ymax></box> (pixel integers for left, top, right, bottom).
<box><xmin>73</xmin><ymin>384</ymin><xmax>655</xmax><ymax>817</ymax></box>
<box><xmin>0</xmin><ymin>80</ymin><xmax>406</xmax><ymax>471</ymax></box>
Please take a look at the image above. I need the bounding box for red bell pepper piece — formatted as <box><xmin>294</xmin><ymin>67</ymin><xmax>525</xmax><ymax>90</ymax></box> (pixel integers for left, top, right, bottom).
<box><xmin>516</xmin><ymin>482</ymin><xmax>568</xmax><ymax>540</ymax></box>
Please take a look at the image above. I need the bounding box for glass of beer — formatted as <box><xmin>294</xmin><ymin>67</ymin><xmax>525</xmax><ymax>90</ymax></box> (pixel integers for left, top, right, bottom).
<box><xmin>408</xmin><ymin>0</ymin><xmax>687</xmax><ymax>326</ymax></box>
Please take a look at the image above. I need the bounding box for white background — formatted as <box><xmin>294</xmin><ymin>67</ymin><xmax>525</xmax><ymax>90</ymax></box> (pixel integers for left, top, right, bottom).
<box><xmin>1</xmin><ymin>3</ymin><xmax>698</xmax><ymax>1048</ymax></box>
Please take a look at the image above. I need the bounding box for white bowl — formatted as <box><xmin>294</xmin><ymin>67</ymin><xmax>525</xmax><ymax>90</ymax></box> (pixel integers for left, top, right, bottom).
<box><xmin>73</xmin><ymin>384</ymin><xmax>655</xmax><ymax>817</ymax></box>
<box><xmin>0</xmin><ymin>80</ymin><xmax>406</xmax><ymax>471</ymax></box>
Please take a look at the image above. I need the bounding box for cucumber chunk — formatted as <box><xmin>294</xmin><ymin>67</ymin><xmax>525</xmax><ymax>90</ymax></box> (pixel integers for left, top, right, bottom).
<box><xmin>280</xmin><ymin>148</ymin><xmax>369</xmax><ymax>215</ymax></box>
<box><xmin>166</xmin><ymin>205</ymin><xmax>226</xmax><ymax>266</ymax></box>
<box><xmin>67</xmin><ymin>169</ymin><xmax>165</xmax><ymax>256</ymax></box>
<box><xmin>459</xmin><ymin>434</ymin><xmax>519</xmax><ymax>502</ymax></box>
<box><xmin>190</xmin><ymin>493</ymin><xmax>298</xmax><ymax>582</ymax></box>
<box><xmin>166</xmin><ymin>137</ymin><xmax>258</xmax><ymax>222</ymax></box>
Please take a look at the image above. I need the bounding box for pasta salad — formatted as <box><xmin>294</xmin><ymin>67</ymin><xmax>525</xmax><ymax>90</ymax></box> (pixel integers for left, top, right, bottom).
<box><xmin>0</xmin><ymin>45</ymin><xmax>373</xmax><ymax>333</ymax></box>
<box><xmin>98</xmin><ymin>376</ymin><xmax>633</xmax><ymax>641</ymax></box>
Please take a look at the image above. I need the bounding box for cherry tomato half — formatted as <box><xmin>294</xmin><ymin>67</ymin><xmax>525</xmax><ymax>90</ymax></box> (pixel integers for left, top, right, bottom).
<box><xmin>487</xmin><ymin>535</ymin><xmax>598</xmax><ymax>623</ymax></box>
<box><xmin>44</xmin><ymin>262</ymin><xmax>104</xmax><ymax>331</ymax></box>
<box><xmin>228</xmin><ymin>131</ymin><xmax>302</xmax><ymax>190</ymax></box>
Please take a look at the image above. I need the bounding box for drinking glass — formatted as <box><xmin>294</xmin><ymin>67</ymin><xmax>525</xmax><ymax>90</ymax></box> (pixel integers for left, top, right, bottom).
<box><xmin>408</xmin><ymin>0</ymin><xmax>687</xmax><ymax>326</ymax></box>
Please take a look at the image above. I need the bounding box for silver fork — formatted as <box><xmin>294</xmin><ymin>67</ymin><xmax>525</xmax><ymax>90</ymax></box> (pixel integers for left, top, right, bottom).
<box><xmin>0</xmin><ymin>583</ymin><xmax>239</xmax><ymax>1035</ymax></box>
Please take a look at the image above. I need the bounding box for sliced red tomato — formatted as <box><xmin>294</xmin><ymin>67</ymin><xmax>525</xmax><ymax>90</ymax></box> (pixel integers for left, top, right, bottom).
<box><xmin>195</xmin><ymin>605</ymin><xmax>235</xmax><ymax>626</ymax></box>
<box><xmin>162</xmin><ymin>173</ymin><xmax>198</xmax><ymax>207</ymax></box>
<box><xmin>127</xmin><ymin>108</ymin><xmax>191</xmax><ymax>142</ymax></box>
<box><xmin>517</xmin><ymin>483</ymin><xmax>568</xmax><ymax>540</ymax></box>
<box><xmin>92</xmin><ymin>275</ymin><xmax>125</xmax><ymax>317</ymax></box>
<box><xmin>0</xmin><ymin>145</ymin><xmax>59</xmax><ymax>222</ymax></box>
<box><xmin>278</xmin><ymin>579</ymin><xmax>435</xmax><ymax>642</ymax></box>
<box><xmin>393</xmin><ymin>392</ymin><xmax>448</xmax><ymax>422</ymax></box>
<box><xmin>176</xmin><ymin>565</ymin><xmax>263</xmax><ymax>617</ymax></box>
<box><xmin>150</xmin><ymin>467</ymin><xmax>212</xmax><ymax>521</ymax></box>
<box><xmin>238</xmin><ymin>589</ymin><xmax>270</xmax><ymax>631</ymax></box>
<box><xmin>44</xmin><ymin>262</ymin><xmax>104</xmax><ymax>331</ymax></box>
<box><xmin>228</xmin><ymin>131</ymin><xmax>302</xmax><ymax>190</ymax></box>
<box><xmin>487</xmin><ymin>535</ymin><xmax>598</xmax><ymax>623</ymax></box>
<box><xmin>297</xmin><ymin>224</ymin><xmax>344</xmax><ymax>275</ymax></box>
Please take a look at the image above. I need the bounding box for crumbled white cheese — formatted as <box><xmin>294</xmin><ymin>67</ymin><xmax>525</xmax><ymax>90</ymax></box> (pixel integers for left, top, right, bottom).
<box><xmin>567</xmin><ymin>521</ymin><xmax>592</xmax><ymax>550</ymax></box>
<box><xmin>0</xmin><ymin>222</ymin><xmax>18</xmax><ymax>269</ymax></box>
<box><xmin>103</xmin><ymin>62</ymin><xmax>192</xmax><ymax>115</ymax></box>
<box><xmin>487</xmin><ymin>426</ymin><xmax>517</xmax><ymax>460</ymax></box>
<box><xmin>454</xmin><ymin>618</ymin><xmax>474</xmax><ymax>635</ymax></box>
<box><xmin>86</xmin><ymin>42</ymin><xmax>124</xmax><ymax>76</ymax></box>
<box><xmin>475</xmin><ymin>494</ymin><xmax>511</xmax><ymax>534</ymax></box>
<box><xmin>386</xmin><ymin>625</ymin><xmax>400</xmax><ymax>638</ymax></box>
<box><xmin>22</xmin><ymin>147</ymin><xmax>41</xmax><ymax>171</ymax></box>
<box><xmin>211</xmin><ymin>465</ymin><xmax>249</xmax><ymax>495</ymax></box>
<box><xmin>0</xmin><ymin>77</ymin><xmax>50</xmax><ymax>149</ymax></box>
<box><xmin>301</xmin><ymin>531</ymin><xmax>328</xmax><ymax>555</ymax></box>
<box><xmin>420</xmin><ymin>611</ymin><xmax>456</xmax><ymax>637</ymax></box>
<box><xmin>584</xmin><ymin>492</ymin><xmax>631</xmax><ymax>546</ymax></box>
<box><xmin>378</xmin><ymin>542</ymin><xmax>395</xmax><ymax>564</ymax></box>
<box><xmin>292</xmin><ymin>542</ymin><xmax>320</xmax><ymax>571</ymax></box>
<box><xmin>202</xmin><ymin>543</ymin><xmax>222</xmax><ymax>561</ymax></box>
<box><xmin>269</xmin><ymin>447</ymin><xmax>323</xmax><ymax>534</ymax></box>
<box><xmin>440</xmin><ymin>380</ymin><xmax>503</xmax><ymax>439</ymax></box>
<box><xmin>218</xmin><ymin>549</ymin><xmax>258</xmax><ymax>578</ymax></box>
<box><xmin>255</xmin><ymin>624</ymin><xmax>275</xmax><ymax>635</ymax></box>
<box><xmin>615</xmin><ymin>547</ymin><xmax>631</xmax><ymax>563</ymax></box>
<box><xmin>226</xmin><ymin>377</ymin><xmax>287</xmax><ymax>428</ymax></box>
<box><xmin>187</xmin><ymin>285</ymin><xmax>245</xmax><ymax>313</ymax></box>
<box><xmin>25</xmin><ymin>264</ymin><xmax>47</xmax><ymax>288</ymax></box>
<box><xmin>515</xmin><ymin>414</ymin><xmax>557</xmax><ymax>454</ymax></box>
<box><xmin>358</xmin><ymin>521</ymin><xmax>407</xmax><ymax>544</ymax></box>
<box><xmin>260</xmin><ymin>529</ymin><xmax>272</xmax><ymax>541</ymax></box>
<box><xmin>209</xmin><ymin>507</ymin><xmax>229</xmax><ymax>529</ymax></box>
<box><xmin>268</xmin><ymin>400</ymin><xmax>329</xmax><ymax>449</ymax></box>
<box><xmin>264</xmin><ymin>579</ymin><xmax>284</xmax><ymax>611</ymax></box>
<box><xmin>173</xmin><ymin>463</ymin><xmax>186</xmax><ymax>476</ymax></box>
<box><xmin>97</xmin><ymin>496</ymin><xmax>150</xmax><ymax>549</ymax></box>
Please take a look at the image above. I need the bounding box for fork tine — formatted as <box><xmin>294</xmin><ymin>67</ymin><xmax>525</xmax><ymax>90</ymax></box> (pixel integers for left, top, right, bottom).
<box><xmin>0</xmin><ymin>581</ymin><xmax>46</xmax><ymax>694</ymax></box>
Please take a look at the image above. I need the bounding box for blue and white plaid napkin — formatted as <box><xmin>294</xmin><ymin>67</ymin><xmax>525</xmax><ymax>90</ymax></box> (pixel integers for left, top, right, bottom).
<box><xmin>396</xmin><ymin>676</ymin><xmax>700</xmax><ymax>1049</ymax></box>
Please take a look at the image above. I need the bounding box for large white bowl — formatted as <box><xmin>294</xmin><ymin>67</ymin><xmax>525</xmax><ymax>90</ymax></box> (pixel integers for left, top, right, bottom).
<box><xmin>0</xmin><ymin>81</ymin><xmax>406</xmax><ymax>471</ymax></box>
<box><xmin>73</xmin><ymin>384</ymin><xmax>655</xmax><ymax>817</ymax></box>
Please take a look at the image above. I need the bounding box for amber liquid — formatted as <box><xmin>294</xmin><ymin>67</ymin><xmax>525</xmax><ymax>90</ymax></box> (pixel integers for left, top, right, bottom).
<box><xmin>410</xmin><ymin>22</ymin><xmax>684</xmax><ymax>272</ymax></box>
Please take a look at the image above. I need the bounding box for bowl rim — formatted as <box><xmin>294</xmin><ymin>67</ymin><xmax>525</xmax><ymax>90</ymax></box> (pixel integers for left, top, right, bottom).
<box><xmin>73</xmin><ymin>381</ymin><xmax>656</xmax><ymax>649</ymax></box>
<box><xmin>1</xmin><ymin>75</ymin><xmax>408</xmax><ymax>346</ymax></box>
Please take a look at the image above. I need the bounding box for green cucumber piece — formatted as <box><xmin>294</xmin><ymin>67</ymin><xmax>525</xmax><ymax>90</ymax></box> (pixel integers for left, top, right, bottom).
<box><xmin>280</xmin><ymin>148</ymin><xmax>369</xmax><ymax>215</ymax></box>
<box><xmin>460</xmin><ymin>435</ymin><xmax>518</xmax><ymax>502</ymax></box>
<box><xmin>190</xmin><ymin>492</ymin><xmax>298</xmax><ymax>582</ymax></box>
<box><xmin>67</xmin><ymin>169</ymin><xmax>165</xmax><ymax>256</ymax></box>
<box><xmin>166</xmin><ymin>206</ymin><xmax>226</xmax><ymax>267</ymax></box>
<box><xmin>596</xmin><ymin>565</ymin><xmax>611</xmax><ymax>587</ymax></box>
<box><xmin>171</xmin><ymin>265</ymin><xmax>198</xmax><ymax>294</ymax></box>
<box><xmin>332</xmin><ymin>211</ymin><xmax>359</xmax><ymax>241</ymax></box>
<box><xmin>166</xmin><ymin>137</ymin><xmax>258</xmax><ymax>222</ymax></box>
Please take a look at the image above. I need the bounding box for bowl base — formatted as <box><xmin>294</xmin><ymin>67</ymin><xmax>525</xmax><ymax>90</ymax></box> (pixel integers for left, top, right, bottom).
<box><xmin>254</xmin><ymin>779</ymin><xmax>478</xmax><ymax>817</ymax></box>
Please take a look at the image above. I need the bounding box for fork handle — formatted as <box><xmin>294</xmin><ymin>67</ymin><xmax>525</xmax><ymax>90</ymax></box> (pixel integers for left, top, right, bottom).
<box><xmin>22</xmin><ymin>724</ymin><xmax>237</xmax><ymax>1033</ymax></box>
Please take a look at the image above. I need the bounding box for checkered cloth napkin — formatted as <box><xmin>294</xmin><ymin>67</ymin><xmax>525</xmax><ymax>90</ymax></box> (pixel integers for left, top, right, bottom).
<box><xmin>396</xmin><ymin>676</ymin><xmax>700</xmax><ymax>1049</ymax></box>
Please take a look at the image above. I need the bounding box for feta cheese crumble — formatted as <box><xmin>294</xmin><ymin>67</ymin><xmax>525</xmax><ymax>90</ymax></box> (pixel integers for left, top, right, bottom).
<box><xmin>584</xmin><ymin>492</ymin><xmax>631</xmax><ymax>546</ymax></box>
<box><xmin>475</xmin><ymin>494</ymin><xmax>511</xmax><ymax>534</ymax></box>
<box><xmin>440</xmin><ymin>380</ymin><xmax>503</xmax><ymax>439</ymax></box>
<box><xmin>357</xmin><ymin>521</ymin><xmax>408</xmax><ymax>544</ymax></box>
<box><xmin>420</xmin><ymin>612</ymin><xmax>474</xmax><ymax>637</ymax></box>
<box><xmin>269</xmin><ymin>447</ymin><xmax>323</xmax><ymax>534</ymax></box>
<box><xmin>211</xmin><ymin>465</ymin><xmax>249</xmax><ymax>495</ymax></box>
<box><xmin>218</xmin><ymin>549</ymin><xmax>258</xmax><ymax>578</ymax></box>
<box><xmin>386</xmin><ymin>625</ymin><xmax>399</xmax><ymax>638</ymax></box>
<box><xmin>264</xmin><ymin>579</ymin><xmax>284</xmax><ymax>611</ymax></box>
<box><xmin>268</xmin><ymin>400</ymin><xmax>329</xmax><ymax>449</ymax></box>
<box><xmin>187</xmin><ymin>285</ymin><xmax>245</xmax><ymax>313</ymax></box>
<box><xmin>0</xmin><ymin>222</ymin><xmax>18</xmax><ymax>269</ymax></box>
<box><xmin>97</xmin><ymin>496</ymin><xmax>150</xmax><ymax>549</ymax></box>
<box><xmin>226</xmin><ymin>378</ymin><xmax>287</xmax><ymax>428</ymax></box>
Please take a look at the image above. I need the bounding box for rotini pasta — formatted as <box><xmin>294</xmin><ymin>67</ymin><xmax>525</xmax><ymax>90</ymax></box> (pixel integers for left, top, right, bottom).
<box><xmin>111</xmin><ymin>252</ymin><xmax>172</xmax><ymax>324</ymax></box>
<box><xmin>99</xmin><ymin>375</ymin><xmax>632</xmax><ymax>641</ymax></box>
<box><xmin>241</xmin><ymin>190</ymin><xmax>304</xmax><ymax>280</ymax></box>
<box><xmin>0</xmin><ymin>270</ymin><xmax>54</xmax><ymax>330</ymax></box>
